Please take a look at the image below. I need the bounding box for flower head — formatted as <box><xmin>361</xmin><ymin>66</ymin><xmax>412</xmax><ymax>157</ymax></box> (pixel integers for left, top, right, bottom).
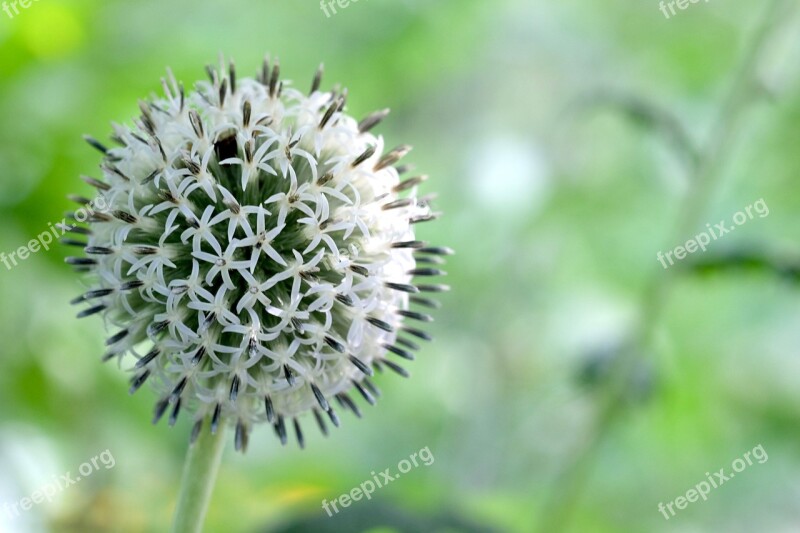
<box><xmin>67</xmin><ymin>55</ymin><xmax>450</xmax><ymax>451</ymax></box>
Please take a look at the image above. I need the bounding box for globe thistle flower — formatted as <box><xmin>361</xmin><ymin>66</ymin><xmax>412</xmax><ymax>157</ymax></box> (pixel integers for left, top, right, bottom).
<box><xmin>67</xmin><ymin>56</ymin><xmax>450</xmax><ymax>452</ymax></box>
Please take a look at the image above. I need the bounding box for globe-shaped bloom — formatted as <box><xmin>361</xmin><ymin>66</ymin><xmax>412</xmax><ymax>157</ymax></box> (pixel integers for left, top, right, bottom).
<box><xmin>66</xmin><ymin>57</ymin><xmax>450</xmax><ymax>451</ymax></box>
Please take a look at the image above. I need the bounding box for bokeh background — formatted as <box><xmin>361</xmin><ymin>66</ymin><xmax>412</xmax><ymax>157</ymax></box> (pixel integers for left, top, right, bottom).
<box><xmin>2</xmin><ymin>0</ymin><xmax>800</xmax><ymax>531</ymax></box>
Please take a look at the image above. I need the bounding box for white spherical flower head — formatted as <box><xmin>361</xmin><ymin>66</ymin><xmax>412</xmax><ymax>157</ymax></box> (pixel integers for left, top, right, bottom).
<box><xmin>67</xmin><ymin>56</ymin><xmax>451</xmax><ymax>452</ymax></box>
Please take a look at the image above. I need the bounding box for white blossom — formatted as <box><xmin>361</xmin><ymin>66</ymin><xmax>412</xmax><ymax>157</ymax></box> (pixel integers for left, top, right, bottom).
<box><xmin>68</xmin><ymin>56</ymin><xmax>451</xmax><ymax>452</ymax></box>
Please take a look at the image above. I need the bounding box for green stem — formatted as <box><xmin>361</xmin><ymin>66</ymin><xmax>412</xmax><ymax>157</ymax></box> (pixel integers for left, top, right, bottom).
<box><xmin>171</xmin><ymin>425</ymin><xmax>227</xmax><ymax>533</ymax></box>
<box><xmin>536</xmin><ymin>2</ymin><xmax>791</xmax><ymax>531</ymax></box>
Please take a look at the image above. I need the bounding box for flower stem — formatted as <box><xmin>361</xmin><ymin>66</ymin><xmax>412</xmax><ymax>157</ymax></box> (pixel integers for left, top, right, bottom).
<box><xmin>536</xmin><ymin>2</ymin><xmax>792</xmax><ymax>531</ymax></box>
<box><xmin>171</xmin><ymin>424</ymin><xmax>227</xmax><ymax>533</ymax></box>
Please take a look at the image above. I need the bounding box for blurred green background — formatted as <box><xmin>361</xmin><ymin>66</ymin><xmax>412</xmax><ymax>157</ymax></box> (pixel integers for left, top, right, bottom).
<box><xmin>2</xmin><ymin>0</ymin><xmax>800</xmax><ymax>531</ymax></box>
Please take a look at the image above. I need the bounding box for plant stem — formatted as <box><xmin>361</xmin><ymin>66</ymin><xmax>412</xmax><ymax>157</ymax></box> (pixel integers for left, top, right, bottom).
<box><xmin>171</xmin><ymin>425</ymin><xmax>227</xmax><ymax>533</ymax></box>
<box><xmin>536</xmin><ymin>2</ymin><xmax>791</xmax><ymax>531</ymax></box>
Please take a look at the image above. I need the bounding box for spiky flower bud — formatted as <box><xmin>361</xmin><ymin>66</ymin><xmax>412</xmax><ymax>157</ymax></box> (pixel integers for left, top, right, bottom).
<box><xmin>67</xmin><ymin>56</ymin><xmax>450</xmax><ymax>452</ymax></box>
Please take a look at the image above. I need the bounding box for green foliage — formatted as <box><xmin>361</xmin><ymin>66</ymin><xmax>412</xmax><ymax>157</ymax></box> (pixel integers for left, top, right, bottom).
<box><xmin>1</xmin><ymin>1</ymin><xmax>799</xmax><ymax>531</ymax></box>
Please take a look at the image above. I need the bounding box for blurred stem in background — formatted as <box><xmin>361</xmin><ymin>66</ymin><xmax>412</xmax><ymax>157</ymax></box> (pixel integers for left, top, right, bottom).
<box><xmin>171</xmin><ymin>425</ymin><xmax>227</xmax><ymax>533</ymax></box>
<box><xmin>538</xmin><ymin>1</ymin><xmax>794</xmax><ymax>531</ymax></box>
